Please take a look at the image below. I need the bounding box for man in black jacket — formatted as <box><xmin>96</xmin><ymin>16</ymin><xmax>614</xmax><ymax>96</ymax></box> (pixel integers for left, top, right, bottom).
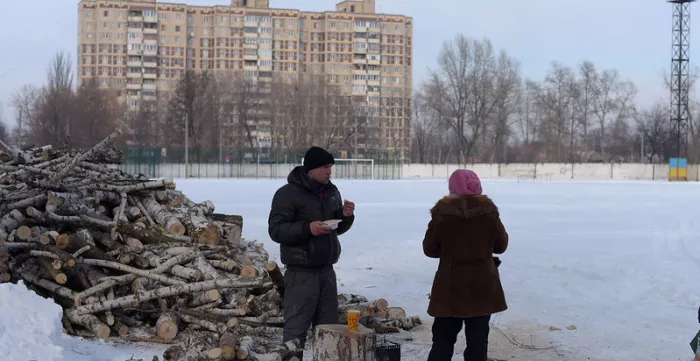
<box><xmin>268</xmin><ymin>146</ymin><xmax>355</xmax><ymax>354</ymax></box>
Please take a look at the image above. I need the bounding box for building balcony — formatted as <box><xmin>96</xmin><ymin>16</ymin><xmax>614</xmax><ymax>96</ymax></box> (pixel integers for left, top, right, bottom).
<box><xmin>367</xmin><ymin>80</ymin><xmax>380</xmax><ymax>86</ymax></box>
<box><xmin>353</xmin><ymin>48</ymin><xmax>367</xmax><ymax>54</ymax></box>
<box><xmin>127</xmin><ymin>49</ymin><xmax>144</xmax><ymax>56</ymax></box>
<box><xmin>143</xmin><ymin>73</ymin><xmax>157</xmax><ymax>79</ymax></box>
<box><xmin>353</xmin><ymin>58</ymin><xmax>366</xmax><ymax>64</ymax></box>
<box><xmin>144</xmin><ymin>39</ymin><xmax>157</xmax><ymax>46</ymax></box>
<box><xmin>367</xmin><ymin>58</ymin><xmax>380</xmax><ymax>65</ymax></box>
<box><xmin>126</xmin><ymin>83</ymin><xmax>142</xmax><ymax>90</ymax></box>
<box><xmin>354</xmin><ymin>26</ymin><xmax>368</xmax><ymax>32</ymax></box>
<box><xmin>127</xmin><ymin>60</ymin><xmax>142</xmax><ymax>67</ymax></box>
<box><xmin>143</xmin><ymin>61</ymin><xmax>157</xmax><ymax>68</ymax></box>
<box><xmin>243</xmin><ymin>54</ymin><xmax>258</xmax><ymax>61</ymax></box>
<box><xmin>143</xmin><ymin>95</ymin><xmax>157</xmax><ymax>101</ymax></box>
<box><xmin>143</xmin><ymin>49</ymin><xmax>157</xmax><ymax>56</ymax></box>
<box><xmin>128</xmin><ymin>16</ymin><xmax>143</xmax><ymax>22</ymax></box>
<box><xmin>144</xmin><ymin>28</ymin><xmax>157</xmax><ymax>34</ymax></box>
<box><xmin>127</xmin><ymin>72</ymin><xmax>142</xmax><ymax>78</ymax></box>
<box><xmin>368</xmin><ymin>69</ymin><xmax>380</xmax><ymax>76</ymax></box>
<box><xmin>143</xmin><ymin>15</ymin><xmax>157</xmax><ymax>23</ymax></box>
<box><xmin>143</xmin><ymin>83</ymin><xmax>157</xmax><ymax>90</ymax></box>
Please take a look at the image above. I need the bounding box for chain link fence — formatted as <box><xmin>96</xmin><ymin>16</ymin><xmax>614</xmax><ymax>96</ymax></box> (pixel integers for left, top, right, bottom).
<box><xmin>117</xmin><ymin>147</ymin><xmax>404</xmax><ymax>180</ymax></box>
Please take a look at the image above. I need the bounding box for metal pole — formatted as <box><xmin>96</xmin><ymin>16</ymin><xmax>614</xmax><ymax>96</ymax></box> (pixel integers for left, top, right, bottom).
<box><xmin>185</xmin><ymin>112</ymin><xmax>189</xmax><ymax>178</ymax></box>
<box><xmin>352</xmin><ymin>114</ymin><xmax>358</xmax><ymax>178</ymax></box>
<box><xmin>256</xmin><ymin>143</ymin><xmax>260</xmax><ymax>179</ymax></box>
<box><xmin>218</xmin><ymin>119</ymin><xmax>223</xmax><ymax>179</ymax></box>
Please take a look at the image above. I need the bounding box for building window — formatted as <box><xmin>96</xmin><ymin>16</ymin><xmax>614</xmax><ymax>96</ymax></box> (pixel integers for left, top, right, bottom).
<box><xmin>103</xmin><ymin>11</ymin><xmax>109</xmax><ymax>17</ymax></box>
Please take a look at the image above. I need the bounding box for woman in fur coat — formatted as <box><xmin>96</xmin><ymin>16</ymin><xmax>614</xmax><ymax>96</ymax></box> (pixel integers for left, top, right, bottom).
<box><xmin>423</xmin><ymin>169</ymin><xmax>509</xmax><ymax>361</ymax></box>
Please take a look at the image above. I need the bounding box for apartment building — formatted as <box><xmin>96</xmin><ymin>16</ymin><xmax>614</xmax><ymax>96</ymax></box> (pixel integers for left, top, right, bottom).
<box><xmin>77</xmin><ymin>0</ymin><xmax>413</xmax><ymax>157</ymax></box>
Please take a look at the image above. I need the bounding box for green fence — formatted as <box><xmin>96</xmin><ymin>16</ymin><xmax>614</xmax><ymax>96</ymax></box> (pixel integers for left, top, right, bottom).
<box><xmin>117</xmin><ymin>147</ymin><xmax>404</xmax><ymax>180</ymax></box>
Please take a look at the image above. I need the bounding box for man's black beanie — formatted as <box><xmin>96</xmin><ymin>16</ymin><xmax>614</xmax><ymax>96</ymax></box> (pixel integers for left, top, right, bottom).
<box><xmin>303</xmin><ymin>146</ymin><xmax>335</xmax><ymax>171</ymax></box>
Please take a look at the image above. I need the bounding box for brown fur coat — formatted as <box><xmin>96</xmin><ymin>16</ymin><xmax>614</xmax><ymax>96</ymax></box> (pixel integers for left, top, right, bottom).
<box><xmin>423</xmin><ymin>194</ymin><xmax>509</xmax><ymax>319</ymax></box>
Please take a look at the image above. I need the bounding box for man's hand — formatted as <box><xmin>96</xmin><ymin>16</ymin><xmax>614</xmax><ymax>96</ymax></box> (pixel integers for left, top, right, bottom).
<box><xmin>310</xmin><ymin>221</ymin><xmax>332</xmax><ymax>236</ymax></box>
<box><xmin>342</xmin><ymin>200</ymin><xmax>355</xmax><ymax>217</ymax></box>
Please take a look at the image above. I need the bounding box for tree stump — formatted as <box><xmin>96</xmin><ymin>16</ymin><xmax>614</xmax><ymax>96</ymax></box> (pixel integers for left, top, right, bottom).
<box><xmin>312</xmin><ymin>324</ymin><xmax>376</xmax><ymax>361</ymax></box>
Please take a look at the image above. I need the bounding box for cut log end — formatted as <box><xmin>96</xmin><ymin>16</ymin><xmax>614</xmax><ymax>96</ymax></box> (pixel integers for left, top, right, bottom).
<box><xmin>239</xmin><ymin>265</ymin><xmax>258</xmax><ymax>278</ymax></box>
<box><xmin>197</xmin><ymin>225</ymin><xmax>221</xmax><ymax>245</ymax></box>
<box><xmin>207</xmin><ymin>348</ymin><xmax>223</xmax><ymax>360</ymax></box>
<box><xmin>156</xmin><ymin>312</ymin><xmax>179</xmax><ymax>341</ymax></box>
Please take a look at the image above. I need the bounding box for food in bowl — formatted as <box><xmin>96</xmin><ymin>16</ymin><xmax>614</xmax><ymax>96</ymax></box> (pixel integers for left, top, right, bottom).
<box><xmin>323</xmin><ymin>219</ymin><xmax>342</xmax><ymax>230</ymax></box>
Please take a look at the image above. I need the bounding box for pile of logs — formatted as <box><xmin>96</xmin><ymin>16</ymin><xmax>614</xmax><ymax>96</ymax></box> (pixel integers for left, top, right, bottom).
<box><xmin>0</xmin><ymin>130</ymin><xmax>421</xmax><ymax>361</ymax></box>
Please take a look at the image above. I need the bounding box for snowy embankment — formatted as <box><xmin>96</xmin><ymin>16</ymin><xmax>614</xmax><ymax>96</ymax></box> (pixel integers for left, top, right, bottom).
<box><xmin>0</xmin><ymin>281</ymin><xmax>166</xmax><ymax>361</ymax></box>
<box><xmin>0</xmin><ymin>281</ymin><xmax>64</xmax><ymax>361</ymax></box>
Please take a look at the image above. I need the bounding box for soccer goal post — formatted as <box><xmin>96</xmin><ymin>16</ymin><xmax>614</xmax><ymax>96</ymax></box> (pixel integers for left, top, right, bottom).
<box><xmin>300</xmin><ymin>158</ymin><xmax>374</xmax><ymax>180</ymax></box>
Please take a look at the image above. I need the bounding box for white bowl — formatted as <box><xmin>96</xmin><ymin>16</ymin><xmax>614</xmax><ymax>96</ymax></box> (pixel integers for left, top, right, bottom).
<box><xmin>323</xmin><ymin>219</ymin><xmax>342</xmax><ymax>230</ymax></box>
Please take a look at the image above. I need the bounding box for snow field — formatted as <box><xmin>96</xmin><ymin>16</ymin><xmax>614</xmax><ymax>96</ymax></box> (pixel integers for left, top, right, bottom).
<box><xmin>1</xmin><ymin>177</ymin><xmax>698</xmax><ymax>361</ymax></box>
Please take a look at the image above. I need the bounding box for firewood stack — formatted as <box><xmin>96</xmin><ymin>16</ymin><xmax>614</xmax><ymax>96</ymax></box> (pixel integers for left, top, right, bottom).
<box><xmin>0</xmin><ymin>130</ymin><xmax>421</xmax><ymax>361</ymax></box>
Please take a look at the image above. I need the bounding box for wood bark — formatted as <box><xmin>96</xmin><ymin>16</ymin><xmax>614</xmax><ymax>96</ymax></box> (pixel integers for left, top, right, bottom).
<box><xmin>312</xmin><ymin>324</ymin><xmax>376</xmax><ymax>361</ymax></box>
<box><xmin>142</xmin><ymin>197</ymin><xmax>186</xmax><ymax>236</ymax></box>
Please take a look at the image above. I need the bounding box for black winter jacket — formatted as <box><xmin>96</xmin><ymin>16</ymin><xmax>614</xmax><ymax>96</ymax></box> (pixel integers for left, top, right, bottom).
<box><xmin>267</xmin><ymin>166</ymin><xmax>354</xmax><ymax>268</ymax></box>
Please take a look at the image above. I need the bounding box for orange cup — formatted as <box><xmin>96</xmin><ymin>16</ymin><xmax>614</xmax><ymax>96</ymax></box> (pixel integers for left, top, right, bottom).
<box><xmin>347</xmin><ymin>310</ymin><xmax>360</xmax><ymax>332</ymax></box>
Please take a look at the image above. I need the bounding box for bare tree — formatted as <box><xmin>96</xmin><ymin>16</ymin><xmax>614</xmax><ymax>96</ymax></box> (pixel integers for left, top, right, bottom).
<box><xmin>10</xmin><ymin>84</ymin><xmax>40</xmax><ymax>147</ymax></box>
<box><xmin>422</xmin><ymin>35</ymin><xmax>518</xmax><ymax>162</ymax></box>
<box><xmin>411</xmin><ymin>92</ymin><xmax>436</xmax><ymax>163</ymax></box>
<box><xmin>530</xmin><ymin>62</ymin><xmax>575</xmax><ymax>162</ymax></box>
<box><xmin>42</xmin><ymin>51</ymin><xmax>75</xmax><ymax>146</ymax></box>
<box><xmin>514</xmin><ymin>80</ymin><xmax>540</xmax><ymax>146</ymax></box>
<box><xmin>591</xmin><ymin>68</ymin><xmax>621</xmax><ymax>160</ymax></box>
<box><xmin>487</xmin><ymin>51</ymin><xmax>522</xmax><ymax>162</ymax></box>
<box><xmin>636</xmin><ymin>103</ymin><xmax>670</xmax><ymax>163</ymax></box>
<box><xmin>72</xmin><ymin>77</ymin><xmax>123</xmax><ymax>148</ymax></box>
<box><xmin>0</xmin><ymin>102</ymin><xmax>7</xmax><ymax>143</ymax></box>
<box><xmin>168</xmin><ymin>70</ymin><xmax>221</xmax><ymax>162</ymax></box>
<box><xmin>571</xmin><ymin>61</ymin><xmax>597</xmax><ymax>157</ymax></box>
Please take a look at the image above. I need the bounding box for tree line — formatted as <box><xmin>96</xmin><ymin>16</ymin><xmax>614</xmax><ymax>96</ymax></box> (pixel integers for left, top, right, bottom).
<box><xmin>413</xmin><ymin>34</ymin><xmax>700</xmax><ymax>164</ymax></box>
<box><xmin>4</xmin><ymin>33</ymin><xmax>700</xmax><ymax>165</ymax></box>
<box><xmin>4</xmin><ymin>51</ymin><xmax>382</xmax><ymax>163</ymax></box>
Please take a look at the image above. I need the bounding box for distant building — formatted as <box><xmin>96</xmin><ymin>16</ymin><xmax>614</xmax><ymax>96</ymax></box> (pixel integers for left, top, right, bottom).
<box><xmin>77</xmin><ymin>0</ymin><xmax>413</xmax><ymax>158</ymax></box>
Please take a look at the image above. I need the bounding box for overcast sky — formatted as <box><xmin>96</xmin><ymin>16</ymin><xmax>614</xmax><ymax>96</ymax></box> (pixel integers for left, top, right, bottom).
<box><xmin>0</xmin><ymin>0</ymin><xmax>692</xmax><ymax>128</ymax></box>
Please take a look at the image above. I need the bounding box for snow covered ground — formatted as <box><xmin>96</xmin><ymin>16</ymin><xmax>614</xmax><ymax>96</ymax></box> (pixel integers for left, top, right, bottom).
<box><xmin>2</xmin><ymin>177</ymin><xmax>699</xmax><ymax>361</ymax></box>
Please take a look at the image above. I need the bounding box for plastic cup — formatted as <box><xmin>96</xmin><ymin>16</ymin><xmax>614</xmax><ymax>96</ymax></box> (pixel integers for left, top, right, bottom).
<box><xmin>347</xmin><ymin>310</ymin><xmax>360</xmax><ymax>332</ymax></box>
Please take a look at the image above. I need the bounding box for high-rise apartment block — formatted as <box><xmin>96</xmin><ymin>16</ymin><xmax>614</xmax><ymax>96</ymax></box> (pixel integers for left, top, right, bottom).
<box><xmin>77</xmin><ymin>0</ymin><xmax>413</xmax><ymax>157</ymax></box>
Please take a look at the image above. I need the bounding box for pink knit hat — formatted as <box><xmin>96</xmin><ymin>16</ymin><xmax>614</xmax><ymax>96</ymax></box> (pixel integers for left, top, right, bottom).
<box><xmin>448</xmin><ymin>169</ymin><xmax>482</xmax><ymax>196</ymax></box>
